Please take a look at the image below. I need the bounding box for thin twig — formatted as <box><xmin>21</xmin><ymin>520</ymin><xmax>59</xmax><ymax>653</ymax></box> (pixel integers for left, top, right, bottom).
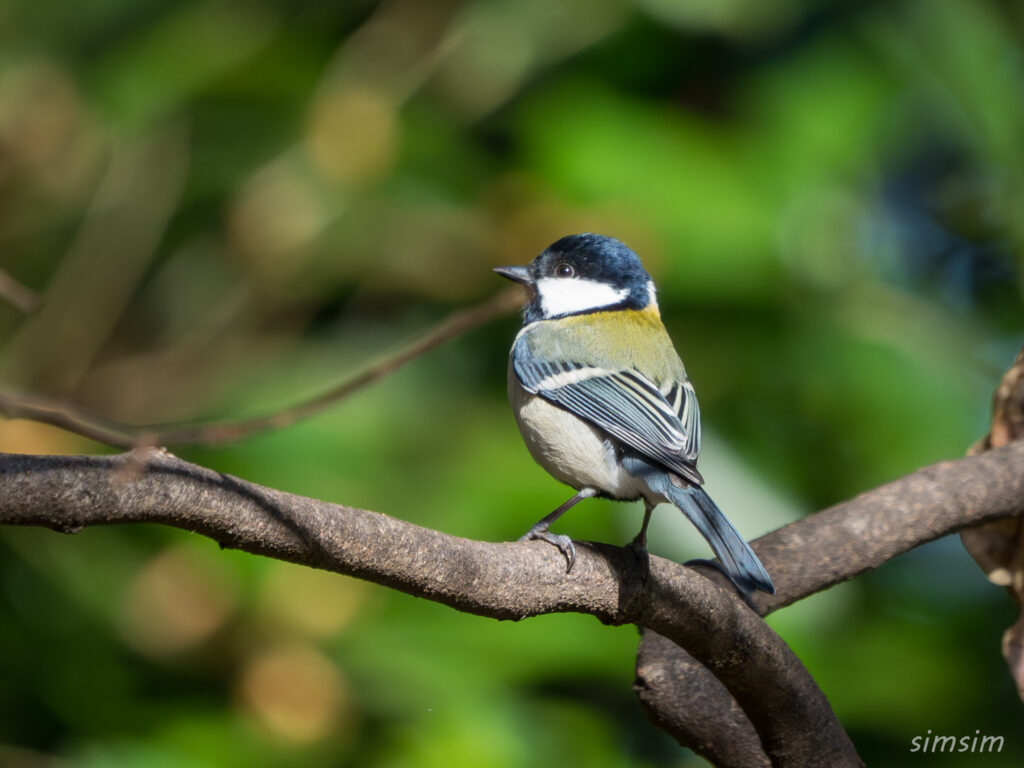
<box><xmin>0</xmin><ymin>390</ymin><xmax>137</xmax><ymax>447</ymax></box>
<box><xmin>0</xmin><ymin>287</ymin><xmax>522</xmax><ymax>448</ymax></box>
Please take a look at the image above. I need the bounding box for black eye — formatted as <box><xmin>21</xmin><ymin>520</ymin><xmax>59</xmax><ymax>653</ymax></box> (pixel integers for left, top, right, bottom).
<box><xmin>555</xmin><ymin>263</ymin><xmax>574</xmax><ymax>278</ymax></box>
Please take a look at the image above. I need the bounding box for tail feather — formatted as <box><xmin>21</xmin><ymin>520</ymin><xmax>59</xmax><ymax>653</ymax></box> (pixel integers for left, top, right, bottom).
<box><xmin>660</xmin><ymin>479</ymin><xmax>775</xmax><ymax>595</ymax></box>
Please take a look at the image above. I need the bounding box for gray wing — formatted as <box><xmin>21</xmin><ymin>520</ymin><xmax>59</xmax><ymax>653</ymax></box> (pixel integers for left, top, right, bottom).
<box><xmin>512</xmin><ymin>340</ymin><xmax>703</xmax><ymax>485</ymax></box>
<box><xmin>662</xmin><ymin>378</ymin><xmax>701</xmax><ymax>462</ymax></box>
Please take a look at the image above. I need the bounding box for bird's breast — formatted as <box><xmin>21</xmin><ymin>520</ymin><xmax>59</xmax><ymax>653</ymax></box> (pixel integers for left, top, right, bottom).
<box><xmin>508</xmin><ymin>367</ymin><xmax>645</xmax><ymax>500</ymax></box>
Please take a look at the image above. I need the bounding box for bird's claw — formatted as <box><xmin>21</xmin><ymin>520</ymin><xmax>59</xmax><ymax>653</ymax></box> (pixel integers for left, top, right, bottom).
<box><xmin>520</xmin><ymin>529</ymin><xmax>577</xmax><ymax>573</ymax></box>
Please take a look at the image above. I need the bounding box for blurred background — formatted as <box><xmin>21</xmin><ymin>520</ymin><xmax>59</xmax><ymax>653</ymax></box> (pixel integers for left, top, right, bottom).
<box><xmin>1</xmin><ymin>0</ymin><xmax>1023</xmax><ymax>765</ymax></box>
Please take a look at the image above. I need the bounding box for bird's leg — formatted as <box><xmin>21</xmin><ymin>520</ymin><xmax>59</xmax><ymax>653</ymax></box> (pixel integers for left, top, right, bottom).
<box><xmin>519</xmin><ymin>488</ymin><xmax>597</xmax><ymax>572</ymax></box>
<box><xmin>628</xmin><ymin>501</ymin><xmax>655</xmax><ymax>576</ymax></box>
<box><xmin>631</xmin><ymin>501</ymin><xmax>655</xmax><ymax>550</ymax></box>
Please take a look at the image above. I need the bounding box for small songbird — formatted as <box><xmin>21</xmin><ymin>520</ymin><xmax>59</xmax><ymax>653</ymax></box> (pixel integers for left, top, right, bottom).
<box><xmin>495</xmin><ymin>234</ymin><xmax>774</xmax><ymax>595</ymax></box>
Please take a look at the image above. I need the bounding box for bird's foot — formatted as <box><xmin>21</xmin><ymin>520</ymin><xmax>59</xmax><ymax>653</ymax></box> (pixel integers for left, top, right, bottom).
<box><xmin>520</xmin><ymin>527</ymin><xmax>576</xmax><ymax>573</ymax></box>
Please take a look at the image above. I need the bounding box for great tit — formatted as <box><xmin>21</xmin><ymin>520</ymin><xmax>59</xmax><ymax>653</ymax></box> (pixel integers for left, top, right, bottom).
<box><xmin>495</xmin><ymin>233</ymin><xmax>774</xmax><ymax>596</ymax></box>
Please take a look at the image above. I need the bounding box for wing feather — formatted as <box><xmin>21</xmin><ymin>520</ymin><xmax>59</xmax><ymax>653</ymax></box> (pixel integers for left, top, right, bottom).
<box><xmin>513</xmin><ymin>337</ymin><xmax>703</xmax><ymax>483</ymax></box>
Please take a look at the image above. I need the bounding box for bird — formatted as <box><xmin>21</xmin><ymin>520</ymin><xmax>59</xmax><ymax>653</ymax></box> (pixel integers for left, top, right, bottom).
<box><xmin>494</xmin><ymin>233</ymin><xmax>774</xmax><ymax>596</ymax></box>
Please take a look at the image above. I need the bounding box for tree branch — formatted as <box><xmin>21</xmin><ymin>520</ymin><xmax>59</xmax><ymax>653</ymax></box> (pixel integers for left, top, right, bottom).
<box><xmin>962</xmin><ymin>346</ymin><xmax>1024</xmax><ymax>700</ymax></box>
<box><xmin>750</xmin><ymin>445</ymin><xmax>1024</xmax><ymax>612</ymax></box>
<box><xmin>0</xmin><ymin>287</ymin><xmax>521</xmax><ymax>448</ymax></box>
<box><xmin>0</xmin><ymin>447</ymin><xmax>870</xmax><ymax>767</ymax></box>
<box><xmin>636</xmin><ymin>426</ymin><xmax>1024</xmax><ymax>764</ymax></box>
<box><xmin>6</xmin><ymin>444</ymin><xmax>1024</xmax><ymax>764</ymax></box>
<box><xmin>636</xmin><ymin>630</ymin><xmax>769</xmax><ymax>768</ymax></box>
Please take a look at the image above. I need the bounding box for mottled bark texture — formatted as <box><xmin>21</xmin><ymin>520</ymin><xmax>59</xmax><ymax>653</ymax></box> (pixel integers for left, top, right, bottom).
<box><xmin>962</xmin><ymin>347</ymin><xmax>1024</xmax><ymax>700</ymax></box>
<box><xmin>637</xmin><ymin>395</ymin><xmax>1024</xmax><ymax>766</ymax></box>
<box><xmin>4</xmin><ymin>442</ymin><xmax>1024</xmax><ymax>765</ymax></box>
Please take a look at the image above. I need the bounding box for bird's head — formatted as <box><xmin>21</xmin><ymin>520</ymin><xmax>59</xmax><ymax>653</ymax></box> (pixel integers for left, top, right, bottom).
<box><xmin>494</xmin><ymin>234</ymin><xmax>655</xmax><ymax>323</ymax></box>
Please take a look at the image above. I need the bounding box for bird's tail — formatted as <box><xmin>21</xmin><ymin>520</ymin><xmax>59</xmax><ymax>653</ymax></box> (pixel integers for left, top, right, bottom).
<box><xmin>654</xmin><ymin>477</ymin><xmax>775</xmax><ymax>595</ymax></box>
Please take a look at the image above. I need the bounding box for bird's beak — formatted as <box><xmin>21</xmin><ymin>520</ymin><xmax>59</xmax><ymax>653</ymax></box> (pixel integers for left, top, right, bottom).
<box><xmin>493</xmin><ymin>265</ymin><xmax>534</xmax><ymax>286</ymax></box>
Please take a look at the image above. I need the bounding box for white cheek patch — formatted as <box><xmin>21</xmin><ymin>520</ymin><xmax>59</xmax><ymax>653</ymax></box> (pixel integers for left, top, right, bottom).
<box><xmin>536</xmin><ymin>277</ymin><xmax>629</xmax><ymax>318</ymax></box>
